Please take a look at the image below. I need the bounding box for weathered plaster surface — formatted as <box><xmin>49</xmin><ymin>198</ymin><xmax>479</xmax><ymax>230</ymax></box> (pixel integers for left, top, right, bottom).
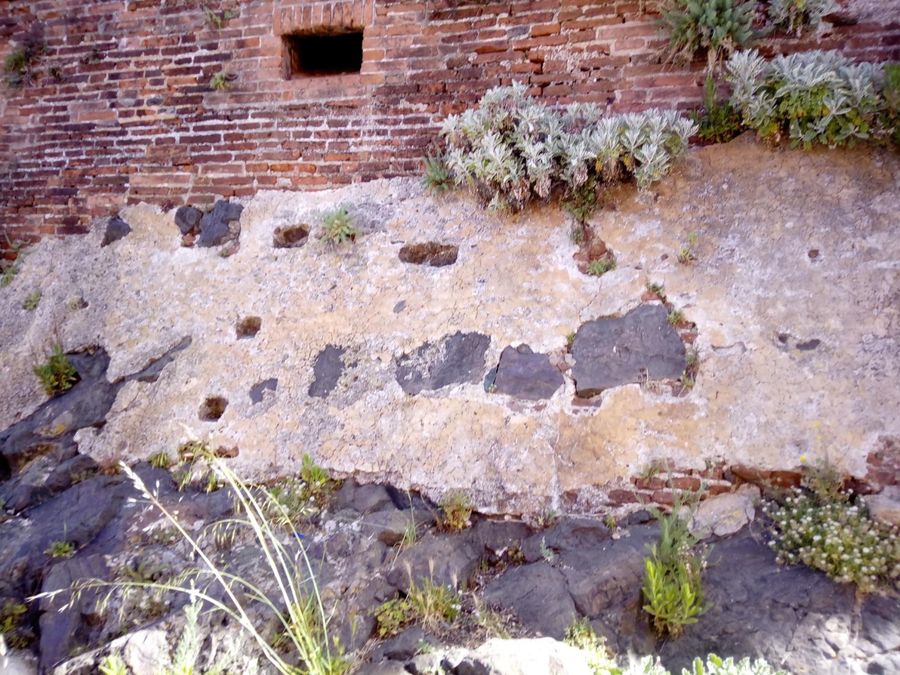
<box><xmin>1</xmin><ymin>137</ymin><xmax>897</xmax><ymax>513</ymax></box>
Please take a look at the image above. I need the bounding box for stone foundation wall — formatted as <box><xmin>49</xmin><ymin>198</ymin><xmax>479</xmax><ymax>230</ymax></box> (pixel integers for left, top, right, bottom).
<box><xmin>1</xmin><ymin>0</ymin><xmax>899</xmax><ymax>256</ymax></box>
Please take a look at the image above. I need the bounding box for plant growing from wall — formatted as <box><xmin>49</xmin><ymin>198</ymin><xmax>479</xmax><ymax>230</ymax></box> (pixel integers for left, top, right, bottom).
<box><xmin>765</xmin><ymin>486</ymin><xmax>899</xmax><ymax>592</ymax></box>
<box><xmin>203</xmin><ymin>4</ymin><xmax>240</xmax><ymax>29</ymax></box>
<box><xmin>209</xmin><ymin>70</ymin><xmax>235</xmax><ymax>91</ymax></box>
<box><xmin>726</xmin><ymin>49</ymin><xmax>891</xmax><ymax>148</ymax></box>
<box><xmin>767</xmin><ymin>0</ymin><xmax>835</xmax><ymax>36</ymax></box>
<box><xmin>22</xmin><ymin>290</ymin><xmax>41</xmax><ymax>311</ymax></box>
<box><xmin>439</xmin><ymin>491</ymin><xmax>473</xmax><ymax>531</ymax></box>
<box><xmin>33</xmin><ymin>345</ymin><xmax>79</xmax><ymax>396</ymax></box>
<box><xmin>3</xmin><ymin>34</ymin><xmax>45</xmax><ymax>88</ymax></box>
<box><xmin>659</xmin><ymin>0</ymin><xmax>756</xmax><ymax>73</ymax></box>
<box><xmin>692</xmin><ymin>74</ymin><xmax>744</xmax><ymax>143</ymax></box>
<box><xmin>423</xmin><ymin>156</ymin><xmax>453</xmax><ymax>193</ymax></box>
<box><xmin>321</xmin><ymin>207</ymin><xmax>357</xmax><ymax>246</ymax></box>
<box><xmin>883</xmin><ymin>63</ymin><xmax>900</xmax><ymax>145</ymax></box>
<box><xmin>436</xmin><ymin>83</ymin><xmax>696</xmax><ymax>212</ymax></box>
<box><xmin>641</xmin><ymin>506</ymin><xmax>706</xmax><ymax>636</ymax></box>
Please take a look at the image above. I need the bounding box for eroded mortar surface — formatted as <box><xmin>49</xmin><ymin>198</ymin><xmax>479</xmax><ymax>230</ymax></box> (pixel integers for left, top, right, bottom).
<box><xmin>1</xmin><ymin>138</ymin><xmax>898</xmax><ymax>514</ymax></box>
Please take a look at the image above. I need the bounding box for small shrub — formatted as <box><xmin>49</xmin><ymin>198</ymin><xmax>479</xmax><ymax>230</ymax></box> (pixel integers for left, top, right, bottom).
<box><xmin>660</xmin><ymin>0</ymin><xmax>756</xmax><ymax>73</ymax></box>
<box><xmin>423</xmin><ymin>156</ymin><xmax>453</xmax><ymax>193</ymax></box>
<box><xmin>646</xmin><ymin>281</ymin><xmax>667</xmax><ymax>301</ymax></box>
<box><xmin>33</xmin><ymin>345</ymin><xmax>79</xmax><ymax>396</ymax></box>
<box><xmin>768</xmin><ymin>0</ymin><xmax>835</xmax><ymax>36</ymax></box>
<box><xmin>203</xmin><ymin>5</ymin><xmax>240</xmax><ymax>29</ymax></box>
<box><xmin>438</xmin><ymin>83</ymin><xmax>696</xmax><ymax>212</ymax></box>
<box><xmin>46</xmin><ymin>540</ymin><xmax>76</xmax><ymax>558</ymax></box>
<box><xmin>375</xmin><ymin>580</ymin><xmax>460</xmax><ymax>638</ymax></box>
<box><xmin>765</xmin><ymin>489</ymin><xmax>899</xmax><ymax>592</ymax></box>
<box><xmin>883</xmin><ymin>63</ymin><xmax>900</xmax><ymax>145</ymax></box>
<box><xmin>726</xmin><ymin>49</ymin><xmax>891</xmax><ymax>148</ymax></box>
<box><xmin>587</xmin><ymin>257</ymin><xmax>617</xmax><ymax>277</ymax></box>
<box><xmin>564</xmin><ymin>619</ymin><xmax>618</xmax><ymax>673</ymax></box>
<box><xmin>439</xmin><ymin>491</ymin><xmax>473</xmax><ymax>531</ymax></box>
<box><xmin>642</xmin><ymin>507</ymin><xmax>706</xmax><ymax>636</ymax></box>
<box><xmin>321</xmin><ymin>207</ymin><xmax>357</xmax><ymax>246</ymax></box>
<box><xmin>569</xmin><ymin>222</ymin><xmax>586</xmax><ymax>245</ymax></box>
<box><xmin>22</xmin><ymin>290</ymin><xmax>41</xmax><ymax>311</ymax></box>
<box><xmin>692</xmin><ymin>74</ymin><xmax>743</xmax><ymax>143</ymax></box>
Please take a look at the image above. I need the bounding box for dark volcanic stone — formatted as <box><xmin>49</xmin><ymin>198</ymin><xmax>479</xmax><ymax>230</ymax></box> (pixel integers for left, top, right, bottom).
<box><xmin>387</xmin><ymin>531</ymin><xmax>482</xmax><ymax>592</ymax></box>
<box><xmin>174</xmin><ymin>205</ymin><xmax>203</xmax><ymax>234</ymax></box>
<box><xmin>197</xmin><ymin>200</ymin><xmax>243</xmax><ymax>247</ymax></box>
<box><xmin>398</xmin><ymin>242</ymin><xmax>459</xmax><ymax>267</ymax></box>
<box><xmin>493</xmin><ymin>344</ymin><xmax>564</xmax><ymax>400</ymax></box>
<box><xmin>309</xmin><ymin>345</ymin><xmax>346</xmax><ymax>398</ymax></box>
<box><xmin>395</xmin><ymin>332</ymin><xmax>491</xmax><ymax>395</ymax></box>
<box><xmin>521</xmin><ymin>516</ymin><xmax>613</xmax><ymax>562</ymax></box>
<box><xmin>249</xmin><ymin>377</ymin><xmax>278</xmax><ymax>403</ymax></box>
<box><xmin>101</xmin><ymin>216</ymin><xmax>131</xmax><ymax>247</ymax></box>
<box><xmin>482</xmin><ymin>561</ymin><xmax>577</xmax><ymax>639</ymax></box>
<box><xmin>571</xmin><ymin>304</ymin><xmax>686</xmax><ymax>396</ymax></box>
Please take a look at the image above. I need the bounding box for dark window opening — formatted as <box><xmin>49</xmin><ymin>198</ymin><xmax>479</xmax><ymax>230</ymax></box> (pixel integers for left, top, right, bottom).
<box><xmin>283</xmin><ymin>31</ymin><xmax>363</xmax><ymax>77</ymax></box>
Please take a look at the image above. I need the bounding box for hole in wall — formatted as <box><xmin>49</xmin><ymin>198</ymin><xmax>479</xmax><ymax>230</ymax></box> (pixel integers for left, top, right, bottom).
<box><xmin>236</xmin><ymin>316</ymin><xmax>261</xmax><ymax>339</ymax></box>
<box><xmin>273</xmin><ymin>224</ymin><xmax>309</xmax><ymax>249</ymax></box>
<box><xmin>199</xmin><ymin>396</ymin><xmax>228</xmax><ymax>421</ymax></box>
<box><xmin>283</xmin><ymin>31</ymin><xmax>363</xmax><ymax>78</ymax></box>
<box><xmin>399</xmin><ymin>242</ymin><xmax>459</xmax><ymax>267</ymax></box>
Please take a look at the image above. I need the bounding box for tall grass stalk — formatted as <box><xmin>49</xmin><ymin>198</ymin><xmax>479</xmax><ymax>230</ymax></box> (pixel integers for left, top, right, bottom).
<box><xmin>32</xmin><ymin>454</ymin><xmax>346</xmax><ymax>675</ymax></box>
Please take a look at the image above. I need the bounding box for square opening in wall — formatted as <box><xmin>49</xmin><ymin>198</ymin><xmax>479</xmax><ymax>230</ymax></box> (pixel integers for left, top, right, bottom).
<box><xmin>283</xmin><ymin>31</ymin><xmax>364</xmax><ymax>77</ymax></box>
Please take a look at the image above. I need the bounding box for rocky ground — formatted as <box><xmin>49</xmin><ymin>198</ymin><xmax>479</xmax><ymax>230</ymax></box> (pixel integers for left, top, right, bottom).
<box><xmin>0</xmin><ymin>430</ymin><xmax>898</xmax><ymax>674</ymax></box>
<box><xmin>1</xmin><ymin>136</ymin><xmax>898</xmax><ymax>515</ymax></box>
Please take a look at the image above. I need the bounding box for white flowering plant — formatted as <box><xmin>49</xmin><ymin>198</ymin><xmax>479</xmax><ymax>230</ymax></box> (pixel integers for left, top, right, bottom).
<box><xmin>437</xmin><ymin>83</ymin><xmax>697</xmax><ymax>212</ymax></box>
<box><xmin>765</xmin><ymin>489</ymin><xmax>900</xmax><ymax>593</ymax></box>
<box><xmin>726</xmin><ymin>49</ymin><xmax>893</xmax><ymax>149</ymax></box>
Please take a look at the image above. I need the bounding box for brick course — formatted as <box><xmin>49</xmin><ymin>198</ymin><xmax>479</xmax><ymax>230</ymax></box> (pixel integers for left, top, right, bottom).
<box><xmin>1</xmin><ymin>0</ymin><xmax>898</xmax><ymax>255</ymax></box>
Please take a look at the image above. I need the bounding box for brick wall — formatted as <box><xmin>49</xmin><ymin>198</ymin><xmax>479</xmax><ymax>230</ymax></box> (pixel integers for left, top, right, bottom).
<box><xmin>1</xmin><ymin>0</ymin><xmax>898</xmax><ymax>256</ymax></box>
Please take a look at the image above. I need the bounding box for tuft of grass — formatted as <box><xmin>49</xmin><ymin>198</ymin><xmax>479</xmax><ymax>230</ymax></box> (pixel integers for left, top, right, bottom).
<box><xmin>22</xmin><ymin>290</ymin><xmax>41</xmax><ymax>311</ymax></box>
<box><xmin>321</xmin><ymin>207</ymin><xmax>357</xmax><ymax>246</ymax></box>
<box><xmin>300</xmin><ymin>453</ymin><xmax>338</xmax><ymax>503</ymax></box>
<box><xmin>374</xmin><ymin>579</ymin><xmax>460</xmax><ymax>638</ymax></box>
<box><xmin>203</xmin><ymin>5</ymin><xmax>240</xmax><ymax>29</ymax></box>
<box><xmin>587</xmin><ymin>256</ymin><xmax>616</xmax><ymax>277</ymax></box>
<box><xmin>32</xmin><ymin>447</ymin><xmax>348</xmax><ymax>675</ymax></box>
<box><xmin>569</xmin><ymin>222</ymin><xmax>586</xmax><ymax>245</ymax></box>
<box><xmin>423</xmin><ymin>156</ymin><xmax>453</xmax><ymax>194</ymax></box>
<box><xmin>646</xmin><ymin>281</ymin><xmax>667</xmax><ymax>301</ymax></box>
<box><xmin>439</xmin><ymin>491</ymin><xmax>473</xmax><ymax>531</ymax></box>
<box><xmin>642</xmin><ymin>504</ymin><xmax>706</xmax><ymax>637</ymax></box>
<box><xmin>1</xmin><ymin>600</ymin><xmax>32</xmax><ymax>649</ymax></box>
<box><xmin>33</xmin><ymin>345</ymin><xmax>79</xmax><ymax>396</ymax></box>
<box><xmin>564</xmin><ymin>619</ymin><xmax>618</xmax><ymax>673</ymax></box>
<box><xmin>667</xmin><ymin>309</ymin><xmax>687</xmax><ymax>327</ymax></box>
<box><xmin>148</xmin><ymin>451</ymin><xmax>173</xmax><ymax>469</ymax></box>
<box><xmin>566</xmin><ymin>331</ymin><xmax>576</xmax><ymax>350</ymax></box>
<box><xmin>46</xmin><ymin>540</ymin><xmax>76</xmax><ymax>559</ymax></box>
<box><xmin>98</xmin><ymin>653</ymin><xmax>128</xmax><ymax>675</ymax></box>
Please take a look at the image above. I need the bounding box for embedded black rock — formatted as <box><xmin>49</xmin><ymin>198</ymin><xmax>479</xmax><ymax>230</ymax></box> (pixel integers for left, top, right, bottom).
<box><xmin>249</xmin><ymin>377</ymin><xmax>278</xmax><ymax>404</ymax></box>
<box><xmin>493</xmin><ymin>344</ymin><xmax>564</xmax><ymax>401</ymax></box>
<box><xmin>174</xmin><ymin>205</ymin><xmax>203</xmax><ymax>234</ymax></box>
<box><xmin>571</xmin><ymin>304</ymin><xmax>686</xmax><ymax>397</ymax></box>
<box><xmin>309</xmin><ymin>345</ymin><xmax>346</xmax><ymax>398</ymax></box>
<box><xmin>398</xmin><ymin>242</ymin><xmax>459</xmax><ymax>267</ymax></box>
<box><xmin>101</xmin><ymin>216</ymin><xmax>132</xmax><ymax>247</ymax></box>
<box><xmin>482</xmin><ymin>561</ymin><xmax>578</xmax><ymax>639</ymax></box>
<box><xmin>196</xmin><ymin>200</ymin><xmax>242</xmax><ymax>247</ymax></box>
<box><xmin>394</xmin><ymin>332</ymin><xmax>491</xmax><ymax>395</ymax></box>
